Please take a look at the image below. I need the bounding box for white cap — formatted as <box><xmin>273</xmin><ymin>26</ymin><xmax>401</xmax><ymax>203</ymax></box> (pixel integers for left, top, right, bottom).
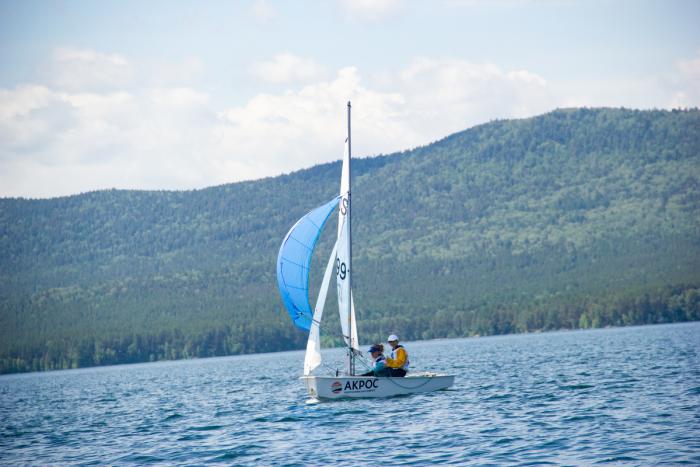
<box><xmin>387</xmin><ymin>334</ymin><xmax>399</xmax><ymax>342</ymax></box>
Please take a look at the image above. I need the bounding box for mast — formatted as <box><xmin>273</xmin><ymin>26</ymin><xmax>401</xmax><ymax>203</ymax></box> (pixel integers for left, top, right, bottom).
<box><xmin>347</xmin><ymin>100</ymin><xmax>355</xmax><ymax>375</ymax></box>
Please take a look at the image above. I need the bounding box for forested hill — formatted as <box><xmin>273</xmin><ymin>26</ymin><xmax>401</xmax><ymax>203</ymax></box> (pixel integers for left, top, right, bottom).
<box><xmin>1</xmin><ymin>108</ymin><xmax>699</xmax><ymax>374</ymax></box>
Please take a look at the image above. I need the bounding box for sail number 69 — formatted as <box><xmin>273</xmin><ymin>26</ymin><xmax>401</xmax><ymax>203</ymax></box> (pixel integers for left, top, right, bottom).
<box><xmin>336</xmin><ymin>258</ymin><xmax>347</xmax><ymax>280</ymax></box>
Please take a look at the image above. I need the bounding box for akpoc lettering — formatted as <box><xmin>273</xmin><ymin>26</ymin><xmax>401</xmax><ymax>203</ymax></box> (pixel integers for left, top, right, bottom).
<box><xmin>344</xmin><ymin>379</ymin><xmax>379</xmax><ymax>391</ymax></box>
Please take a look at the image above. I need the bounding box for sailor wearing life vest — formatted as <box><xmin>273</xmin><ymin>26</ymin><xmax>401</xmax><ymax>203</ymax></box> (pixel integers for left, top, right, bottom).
<box><xmin>361</xmin><ymin>344</ymin><xmax>389</xmax><ymax>377</ymax></box>
<box><xmin>385</xmin><ymin>334</ymin><xmax>409</xmax><ymax>377</ymax></box>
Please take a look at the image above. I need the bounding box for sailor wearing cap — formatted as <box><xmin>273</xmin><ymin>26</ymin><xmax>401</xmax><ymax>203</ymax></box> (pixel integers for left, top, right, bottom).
<box><xmin>385</xmin><ymin>334</ymin><xmax>409</xmax><ymax>377</ymax></box>
<box><xmin>360</xmin><ymin>344</ymin><xmax>389</xmax><ymax>377</ymax></box>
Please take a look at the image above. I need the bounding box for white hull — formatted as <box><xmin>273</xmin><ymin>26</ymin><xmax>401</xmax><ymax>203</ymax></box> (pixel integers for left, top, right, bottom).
<box><xmin>301</xmin><ymin>374</ymin><xmax>455</xmax><ymax>399</ymax></box>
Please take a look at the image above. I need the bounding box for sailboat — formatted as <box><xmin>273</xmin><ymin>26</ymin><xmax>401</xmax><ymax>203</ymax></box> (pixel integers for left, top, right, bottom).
<box><xmin>277</xmin><ymin>102</ymin><xmax>454</xmax><ymax>399</ymax></box>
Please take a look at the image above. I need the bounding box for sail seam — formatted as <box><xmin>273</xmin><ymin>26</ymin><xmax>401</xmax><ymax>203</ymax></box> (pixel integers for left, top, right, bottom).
<box><xmin>287</xmin><ymin>235</ymin><xmax>313</xmax><ymax>252</ymax></box>
<box><xmin>280</xmin><ymin>258</ymin><xmax>310</xmax><ymax>271</ymax></box>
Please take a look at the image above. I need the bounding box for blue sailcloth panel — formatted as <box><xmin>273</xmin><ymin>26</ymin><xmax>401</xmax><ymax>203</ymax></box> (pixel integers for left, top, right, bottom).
<box><xmin>277</xmin><ymin>196</ymin><xmax>340</xmax><ymax>331</ymax></box>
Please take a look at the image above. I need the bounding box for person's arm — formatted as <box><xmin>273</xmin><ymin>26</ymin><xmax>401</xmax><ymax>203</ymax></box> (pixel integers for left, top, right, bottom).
<box><xmin>373</xmin><ymin>360</ymin><xmax>388</xmax><ymax>376</ymax></box>
<box><xmin>385</xmin><ymin>347</ymin><xmax>406</xmax><ymax>368</ymax></box>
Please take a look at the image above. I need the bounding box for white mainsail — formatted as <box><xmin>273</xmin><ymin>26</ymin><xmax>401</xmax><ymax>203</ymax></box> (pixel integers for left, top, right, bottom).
<box><xmin>337</xmin><ymin>132</ymin><xmax>359</xmax><ymax>352</ymax></box>
<box><xmin>336</xmin><ymin>215</ymin><xmax>358</xmax><ymax>350</ymax></box>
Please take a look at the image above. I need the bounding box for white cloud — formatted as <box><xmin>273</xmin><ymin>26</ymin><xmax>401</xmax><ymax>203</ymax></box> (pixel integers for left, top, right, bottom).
<box><xmin>147</xmin><ymin>57</ymin><xmax>205</xmax><ymax>87</ymax></box>
<box><xmin>547</xmin><ymin>51</ymin><xmax>700</xmax><ymax>110</ymax></box>
<box><xmin>2</xmin><ymin>47</ymin><xmax>699</xmax><ymax>198</ymax></box>
<box><xmin>225</xmin><ymin>57</ymin><xmax>553</xmax><ymax>180</ymax></box>
<box><xmin>0</xmin><ymin>57</ymin><xmax>552</xmax><ymax>198</ymax></box>
<box><xmin>215</xmin><ymin>67</ymin><xmax>408</xmax><ymax>179</ymax></box>
<box><xmin>250</xmin><ymin>54</ymin><xmax>328</xmax><ymax>84</ymax></box>
<box><xmin>669</xmin><ymin>52</ymin><xmax>700</xmax><ymax>108</ymax></box>
<box><xmin>339</xmin><ymin>0</ymin><xmax>403</xmax><ymax>21</ymax></box>
<box><xmin>149</xmin><ymin>87</ymin><xmax>210</xmax><ymax>111</ymax></box>
<box><xmin>49</xmin><ymin>48</ymin><xmax>134</xmax><ymax>92</ymax></box>
<box><xmin>0</xmin><ymin>80</ymin><xmax>215</xmax><ymax>196</ymax></box>
<box><xmin>392</xmin><ymin>58</ymin><xmax>553</xmax><ymax>138</ymax></box>
<box><xmin>0</xmin><ymin>85</ymin><xmax>76</xmax><ymax>156</ymax></box>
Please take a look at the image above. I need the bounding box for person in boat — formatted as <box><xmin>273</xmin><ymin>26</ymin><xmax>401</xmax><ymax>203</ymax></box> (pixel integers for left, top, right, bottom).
<box><xmin>361</xmin><ymin>344</ymin><xmax>390</xmax><ymax>377</ymax></box>
<box><xmin>385</xmin><ymin>334</ymin><xmax>409</xmax><ymax>377</ymax></box>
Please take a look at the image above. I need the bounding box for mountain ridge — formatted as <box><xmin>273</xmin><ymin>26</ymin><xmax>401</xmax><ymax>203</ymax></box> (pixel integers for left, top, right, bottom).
<box><xmin>1</xmin><ymin>107</ymin><xmax>699</xmax><ymax>373</ymax></box>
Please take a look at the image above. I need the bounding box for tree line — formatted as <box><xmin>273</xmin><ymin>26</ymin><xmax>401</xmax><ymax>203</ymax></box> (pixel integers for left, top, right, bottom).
<box><xmin>1</xmin><ymin>107</ymin><xmax>698</xmax><ymax>373</ymax></box>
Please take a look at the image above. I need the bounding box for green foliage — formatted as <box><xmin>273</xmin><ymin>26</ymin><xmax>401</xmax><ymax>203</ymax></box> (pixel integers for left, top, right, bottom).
<box><xmin>1</xmin><ymin>108</ymin><xmax>699</xmax><ymax>373</ymax></box>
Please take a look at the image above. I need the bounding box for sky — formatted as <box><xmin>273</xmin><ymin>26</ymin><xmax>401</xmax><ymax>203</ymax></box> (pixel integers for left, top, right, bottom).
<box><xmin>1</xmin><ymin>0</ymin><xmax>698</xmax><ymax>198</ymax></box>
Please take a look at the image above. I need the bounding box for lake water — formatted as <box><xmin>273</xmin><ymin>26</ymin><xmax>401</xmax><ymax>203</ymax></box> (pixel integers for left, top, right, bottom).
<box><xmin>1</xmin><ymin>322</ymin><xmax>699</xmax><ymax>465</ymax></box>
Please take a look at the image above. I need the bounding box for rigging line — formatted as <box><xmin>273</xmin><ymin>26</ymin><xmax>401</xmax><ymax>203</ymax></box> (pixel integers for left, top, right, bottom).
<box><xmin>312</xmin><ymin>317</ymin><xmax>350</xmax><ymax>343</ymax></box>
<box><xmin>315</xmin><ymin>354</ymin><xmax>370</xmax><ymax>374</ymax></box>
<box><xmin>312</xmin><ymin>306</ymin><xmax>349</xmax><ymax>341</ymax></box>
<box><xmin>318</xmin><ymin>361</ymin><xmax>339</xmax><ymax>374</ymax></box>
<box><xmin>355</xmin><ymin>357</ymin><xmax>371</xmax><ymax>371</ymax></box>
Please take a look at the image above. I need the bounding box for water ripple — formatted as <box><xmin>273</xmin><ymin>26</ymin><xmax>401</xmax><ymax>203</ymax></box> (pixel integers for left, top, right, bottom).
<box><xmin>1</xmin><ymin>323</ymin><xmax>699</xmax><ymax>465</ymax></box>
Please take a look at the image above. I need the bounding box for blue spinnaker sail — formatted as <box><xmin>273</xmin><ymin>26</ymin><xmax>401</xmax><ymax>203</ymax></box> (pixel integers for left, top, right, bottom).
<box><xmin>277</xmin><ymin>196</ymin><xmax>340</xmax><ymax>331</ymax></box>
